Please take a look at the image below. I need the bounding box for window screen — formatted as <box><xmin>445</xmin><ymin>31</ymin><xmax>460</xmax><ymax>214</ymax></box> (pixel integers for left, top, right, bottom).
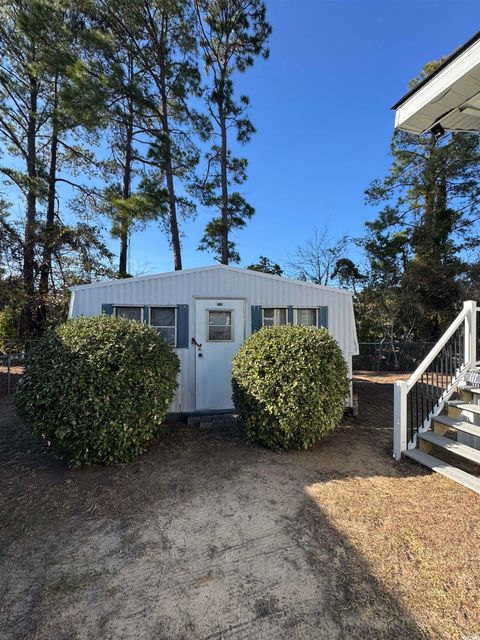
<box><xmin>262</xmin><ymin>308</ymin><xmax>287</xmax><ymax>327</ymax></box>
<box><xmin>150</xmin><ymin>307</ymin><xmax>176</xmax><ymax>346</ymax></box>
<box><xmin>115</xmin><ymin>306</ymin><xmax>142</xmax><ymax>322</ymax></box>
<box><xmin>295</xmin><ymin>308</ymin><xmax>317</xmax><ymax>327</ymax></box>
<box><xmin>208</xmin><ymin>310</ymin><xmax>232</xmax><ymax>341</ymax></box>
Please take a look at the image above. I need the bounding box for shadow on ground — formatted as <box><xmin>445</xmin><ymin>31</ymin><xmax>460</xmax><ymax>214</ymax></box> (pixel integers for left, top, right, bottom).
<box><xmin>0</xmin><ymin>373</ymin><xmax>478</xmax><ymax>640</ymax></box>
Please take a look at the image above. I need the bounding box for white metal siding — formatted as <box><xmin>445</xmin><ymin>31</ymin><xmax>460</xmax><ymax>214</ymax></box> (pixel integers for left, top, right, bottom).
<box><xmin>70</xmin><ymin>266</ymin><xmax>358</xmax><ymax>412</ymax></box>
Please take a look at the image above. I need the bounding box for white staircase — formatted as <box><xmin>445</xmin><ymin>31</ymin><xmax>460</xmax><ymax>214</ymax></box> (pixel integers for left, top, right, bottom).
<box><xmin>394</xmin><ymin>301</ymin><xmax>480</xmax><ymax>494</ymax></box>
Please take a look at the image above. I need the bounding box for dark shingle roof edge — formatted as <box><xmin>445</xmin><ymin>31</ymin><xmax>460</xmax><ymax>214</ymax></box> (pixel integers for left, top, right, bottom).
<box><xmin>392</xmin><ymin>30</ymin><xmax>480</xmax><ymax>110</ymax></box>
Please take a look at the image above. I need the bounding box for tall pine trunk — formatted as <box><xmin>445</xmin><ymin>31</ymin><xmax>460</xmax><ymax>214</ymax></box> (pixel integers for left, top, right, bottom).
<box><xmin>38</xmin><ymin>76</ymin><xmax>59</xmax><ymax>326</ymax></box>
<box><xmin>119</xmin><ymin>95</ymin><xmax>134</xmax><ymax>276</ymax></box>
<box><xmin>159</xmin><ymin>15</ymin><xmax>182</xmax><ymax>271</ymax></box>
<box><xmin>23</xmin><ymin>74</ymin><xmax>38</xmax><ymax>338</ymax></box>
<box><xmin>160</xmin><ymin>107</ymin><xmax>182</xmax><ymax>271</ymax></box>
<box><xmin>219</xmin><ymin>96</ymin><xmax>229</xmax><ymax>265</ymax></box>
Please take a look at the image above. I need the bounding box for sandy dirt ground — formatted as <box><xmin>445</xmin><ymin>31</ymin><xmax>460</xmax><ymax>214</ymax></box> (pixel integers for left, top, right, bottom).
<box><xmin>0</xmin><ymin>372</ymin><xmax>479</xmax><ymax>640</ymax></box>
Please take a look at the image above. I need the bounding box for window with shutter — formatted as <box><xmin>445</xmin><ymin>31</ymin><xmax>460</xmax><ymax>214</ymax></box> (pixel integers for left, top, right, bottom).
<box><xmin>262</xmin><ymin>308</ymin><xmax>287</xmax><ymax>327</ymax></box>
<box><xmin>114</xmin><ymin>306</ymin><xmax>143</xmax><ymax>322</ymax></box>
<box><xmin>149</xmin><ymin>307</ymin><xmax>177</xmax><ymax>346</ymax></box>
<box><xmin>294</xmin><ymin>308</ymin><xmax>317</xmax><ymax>327</ymax></box>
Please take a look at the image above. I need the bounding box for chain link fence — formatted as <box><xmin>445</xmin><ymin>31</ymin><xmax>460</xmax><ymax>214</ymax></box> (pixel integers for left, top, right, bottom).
<box><xmin>0</xmin><ymin>352</ymin><xmax>26</xmax><ymax>395</ymax></box>
<box><xmin>353</xmin><ymin>341</ymin><xmax>437</xmax><ymax>373</ymax></box>
<box><xmin>0</xmin><ymin>339</ymin><xmax>41</xmax><ymax>395</ymax></box>
<box><xmin>0</xmin><ymin>338</ymin><xmax>449</xmax><ymax>393</ymax></box>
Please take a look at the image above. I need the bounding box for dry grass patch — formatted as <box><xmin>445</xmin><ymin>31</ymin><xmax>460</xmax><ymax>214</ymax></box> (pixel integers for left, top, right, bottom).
<box><xmin>316</xmin><ymin>370</ymin><xmax>480</xmax><ymax>639</ymax></box>
<box><xmin>307</xmin><ymin>467</ymin><xmax>480</xmax><ymax>640</ymax></box>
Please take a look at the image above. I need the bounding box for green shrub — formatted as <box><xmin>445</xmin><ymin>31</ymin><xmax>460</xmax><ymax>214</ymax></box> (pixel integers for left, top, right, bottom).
<box><xmin>232</xmin><ymin>325</ymin><xmax>349</xmax><ymax>451</ymax></box>
<box><xmin>15</xmin><ymin>315</ymin><xmax>179</xmax><ymax>465</ymax></box>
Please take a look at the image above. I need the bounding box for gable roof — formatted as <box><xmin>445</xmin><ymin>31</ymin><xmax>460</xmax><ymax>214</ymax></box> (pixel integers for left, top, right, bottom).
<box><xmin>70</xmin><ymin>264</ymin><xmax>353</xmax><ymax>296</ymax></box>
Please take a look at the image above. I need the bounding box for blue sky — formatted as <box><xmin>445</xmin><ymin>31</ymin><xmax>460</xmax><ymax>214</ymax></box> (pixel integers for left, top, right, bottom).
<box><xmin>127</xmin><ymin>0</ymin><xmax>480</xmax><ymax>275</ymax></box>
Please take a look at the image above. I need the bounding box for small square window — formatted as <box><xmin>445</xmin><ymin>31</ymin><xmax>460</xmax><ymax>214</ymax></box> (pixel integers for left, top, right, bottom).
<box><xmin>263</xmin><ymin>308</ymin><xmax>287</xmax><ymax>327</ymax></box>
<box><xmin>295</xmin><ymin>308</ymin><xmax>317</xmax><ymax>327</ymax></box>
<box><xmin>208</xmin><ymin>310</ymin><xmax>232</xmax><ymax>341</ymax></box>
<box><xmin>149</xmin><ymin>307</ymin><xmax>176</xmax><ymax>346</ymax></box>
<box><xmin>115</xmin><ymin>306</ymin><xmax>142</xmax><ymax>322</ymax></box>
<box><xmin>151</xmin><ymin>307</ymin><xmax>175</xmax><ymax>327</ymax></box>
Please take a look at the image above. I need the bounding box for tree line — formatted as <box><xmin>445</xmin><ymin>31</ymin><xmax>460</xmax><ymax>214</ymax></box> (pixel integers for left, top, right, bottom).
<box><xmin>1</xmin><ymin>11</ymin><xmax>479</xmax><ymax>354</ymax></box>
<box><xmin>0</xmin><ymin>0</ymin><xmax>271</xmax><ymax>341</ymax></box>
<box><xmin>358</xmin><ymin>60</ymin><xmax>480</xmax><ymax>343</ymax></box>
<box><xmin>286</xmin><ymin>61</ymin><xmax>480</xmax><ymax>345</ymax></box>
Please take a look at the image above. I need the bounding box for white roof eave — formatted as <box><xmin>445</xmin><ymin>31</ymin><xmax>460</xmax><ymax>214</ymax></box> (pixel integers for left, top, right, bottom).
<box><xmin>394</xmin><ymin>35</ymin><xmax>480</xmax><ymax>134</ymax></box>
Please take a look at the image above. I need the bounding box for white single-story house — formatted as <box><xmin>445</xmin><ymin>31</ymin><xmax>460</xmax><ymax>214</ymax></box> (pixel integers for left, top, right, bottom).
<box><xmin>69</xmin><ymin>265</ymin><xmax>359</xmax><ymax>414</ymax></box>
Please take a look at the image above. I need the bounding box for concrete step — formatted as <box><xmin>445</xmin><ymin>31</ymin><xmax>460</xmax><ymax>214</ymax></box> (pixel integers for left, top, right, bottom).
<box><xmin>447</xmin><ymin>401</ymin><xmax>480</xmax><ymax>415</ymax></box>
<box><xmin>187</xmin><ymin>413</ymin><xmax>236</xmax><ymax>426</ymax></box>
<box><xmin>404</xmin><ymin>448</ymin><xmax>480</xmax><ymax>494</ymax></box>
<box><xmin>418</xmin><ymin>431</ymin><xmax>480</xmax><ymax>465</ymax></box>
<box><xmin>432</xmin><ymin>415</ymin><xmax>480</xmax><ymax>438</ymax></box>
<box><xmin>199</xmin><ymin>420</ymin><xmax>238</xmax><ymax>430</ymax></box>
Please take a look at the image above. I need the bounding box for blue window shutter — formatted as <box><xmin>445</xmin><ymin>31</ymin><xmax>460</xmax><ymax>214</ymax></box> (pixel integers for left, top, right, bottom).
<box><xmin>102</xmin><ymin>303</ymin><xmax>114</xmax><ymax>315</ymax></box>
<box><xmin>176</xmin><ymin>305</ymin><xmax>189</xmax><ymax>348</ymax></box>
<box><xmin>251</xmin><ymin>305</ymin><xmax>262</xmax><ymax>332</ymax></box>
<box><xmin>287</xmin><ymin>306</ymin><xmax>294</xmax><ymax>324</ymax></box>
<box><xmin>318</xmin><ymin>306</ymin><xmax>328</xmax><ymax>329</ymax></box>
<box><xmin>143</xmin><ymin>306</ymin><xmax>149</xmax><ymax>323</ymax></box>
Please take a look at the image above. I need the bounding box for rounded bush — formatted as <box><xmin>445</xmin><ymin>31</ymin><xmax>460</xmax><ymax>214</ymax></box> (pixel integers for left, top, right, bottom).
<box><xmin>15</xmin><ymin>315</ymin><xmax>179</xmax><ymax>465</ymax></box>
<box><xmin>232</xmin><ymin>325</ymin><xmax>349</xmax><ymax>450</ymax></box>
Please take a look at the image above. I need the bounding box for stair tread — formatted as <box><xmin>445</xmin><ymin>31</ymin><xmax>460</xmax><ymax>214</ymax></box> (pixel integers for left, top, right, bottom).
<box><xmin>432</xmin><ymin>415</ymin><xmax>480</xmax><ymax>438</ymax></box>
<box><xmin>460</xmin><ymin>386</ymin><xmax>480</xmax><ymax>394</ymax></box>
<box><xmin>418</xmin><ymin>431</ymin><xmax>480</xmax><ymax>464</ymax></box>
<box><xmin>404</xmin><ymin>449</ymin><xmax>480</xmax><ymax>494</ymax></box>
<box><xmin>447</xmin><ymin>401</ymin><xmax>480</xmax><ymax>414</ymax></box>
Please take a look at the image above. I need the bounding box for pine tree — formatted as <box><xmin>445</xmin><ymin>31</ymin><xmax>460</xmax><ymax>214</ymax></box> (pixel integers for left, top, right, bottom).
<box><xmin>0</xmin><ymin>0</ymin><xmax>113</xmax><ymax>335</ymax></box>
<box><xmin>94</xmin><ymin>34</ymin><xmax>155</xmax><ymax>277</ymax></box>
<box><xmin>364</xmin><ymin>63</ymin><xmax>480</xmax><ymax>340</ymax></box>
<box><xmin>104</xmin><ymin>0</ymin><xmax>208</xmax><ymax>271</ymax></box>
<box><xmin>0</xmin><ymin>0</ymin><xmax>85</xmax><ymax>332</ymax></box>
<box><xmin>0</xmin><ymin>0</ymin><xmax>50</xmax><ymax>335</ymax></box>
<box><xmin>246</xmin><ymin>256</ymin><xmax>283</xmax><ymax>275</ymax></box>
<box><xmin>37</xmin><ymin>2</ymin><xmax>108</xmax><ymax>322</ymax></box>
<box><xmin>195</xmin><ymin>0</ymin><xmax>270</xmax><ymax>264</ymax></box>
<box><xmin>104</xmin><ymin>49</ymin><xmax>146</xmax><ymax>277</ymax></box>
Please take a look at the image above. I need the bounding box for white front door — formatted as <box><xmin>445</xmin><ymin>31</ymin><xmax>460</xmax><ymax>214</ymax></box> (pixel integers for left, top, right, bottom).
<box><xmin>194</xmin><ymin>298</ymin><xmax>246</xmax><ymax>411</ymax></box>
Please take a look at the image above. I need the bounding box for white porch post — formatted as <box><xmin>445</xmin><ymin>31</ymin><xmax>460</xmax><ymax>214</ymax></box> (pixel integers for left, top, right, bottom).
<box><xmin>393</xmin><ymin>380</ymin><xmax>408</xmax><ymax>460</ymax></box>
<box><xmin>463</xmin><ymin>300</ymin><xmax>477</xmax><ymax>369</ymax></box>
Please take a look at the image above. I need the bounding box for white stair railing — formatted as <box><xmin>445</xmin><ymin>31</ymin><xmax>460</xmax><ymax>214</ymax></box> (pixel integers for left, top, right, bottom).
<box><xmin>393</xmin><ymin>300</ymin><xmax>477</xmax><ymax>460</ymax></box>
